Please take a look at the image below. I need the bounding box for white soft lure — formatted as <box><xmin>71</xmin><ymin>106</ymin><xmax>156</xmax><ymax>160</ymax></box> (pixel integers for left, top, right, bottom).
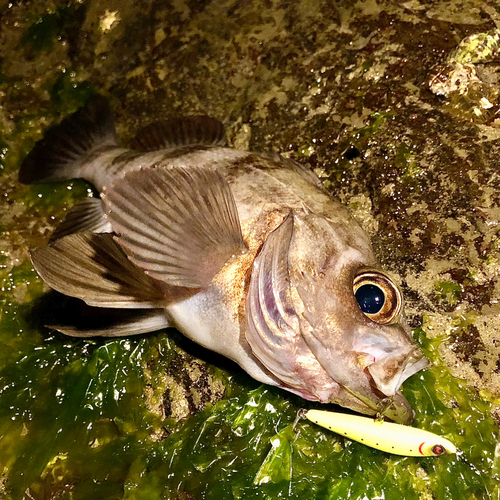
<box><xmin>303</xmin><ymin>409</ymin><xmax>457</xmax><ymax>456</ymax></box>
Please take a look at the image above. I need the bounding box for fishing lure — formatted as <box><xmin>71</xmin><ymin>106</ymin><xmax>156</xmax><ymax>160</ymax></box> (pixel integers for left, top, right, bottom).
<box><xmin>302</xmin><ymin>409</ymin><xmax>456</xmax><ymax>456</ymax></box>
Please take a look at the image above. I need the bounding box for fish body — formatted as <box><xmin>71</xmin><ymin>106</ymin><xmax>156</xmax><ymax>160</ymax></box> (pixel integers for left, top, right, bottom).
<box><xmin>303</xmin><ymin>409</ymin><xmax>457</xmax><ymax>456</ymax></box>
<box><xmin>20</xmin><ymin>98</ymin><xmax>428</xmax><ymax>423</ymax></box>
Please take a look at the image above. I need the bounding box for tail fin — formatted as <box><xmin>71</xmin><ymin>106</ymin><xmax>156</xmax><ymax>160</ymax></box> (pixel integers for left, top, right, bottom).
<box><xmin>19</xmin><ymin>96</ymin><xmax>117</xmax><ymax>184</ymax></box>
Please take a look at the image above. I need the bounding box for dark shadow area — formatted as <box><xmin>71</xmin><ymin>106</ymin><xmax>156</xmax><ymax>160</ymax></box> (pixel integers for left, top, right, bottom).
<box><xmin>22</xmin><ymin>290</ymin><xmax>253</xmax><ymax>381</ymax></box>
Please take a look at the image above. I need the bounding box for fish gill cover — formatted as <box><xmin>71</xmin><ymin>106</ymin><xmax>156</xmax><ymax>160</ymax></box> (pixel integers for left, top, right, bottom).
<box><xmin>1</xmin><ymin>0</ymin><xmax>500</xmax><ymax>499</ymax></box>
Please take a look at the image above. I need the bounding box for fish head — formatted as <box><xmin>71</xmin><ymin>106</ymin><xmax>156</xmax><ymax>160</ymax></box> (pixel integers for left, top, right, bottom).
<box><xmin>246</xmin><ymin>211</ymin><xmax>429</xmax><ymax>424</ymax></box>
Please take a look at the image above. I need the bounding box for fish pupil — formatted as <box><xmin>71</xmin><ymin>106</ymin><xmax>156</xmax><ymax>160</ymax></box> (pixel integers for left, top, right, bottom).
<box><xmin>355</xmin><ymin>284</ymin><xmax>385</xmax><ymax>314</ymax></box>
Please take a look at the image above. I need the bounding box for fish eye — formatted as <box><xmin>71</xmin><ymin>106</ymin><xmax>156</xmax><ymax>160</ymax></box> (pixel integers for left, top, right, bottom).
<box><xmin>353</xmin><ymin>271</ymin><xmax>402</xmax><ymax>324</ymax></box>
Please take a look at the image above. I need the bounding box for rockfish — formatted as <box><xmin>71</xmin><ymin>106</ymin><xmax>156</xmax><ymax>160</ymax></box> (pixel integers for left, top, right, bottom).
<box><xmin>20</xmin><ymin>98</ymin><xmax>428</xmax><ymax>424</ymax></box>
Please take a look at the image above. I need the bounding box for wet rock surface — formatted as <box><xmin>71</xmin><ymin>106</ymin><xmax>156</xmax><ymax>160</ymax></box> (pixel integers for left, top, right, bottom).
<box><xmin>5</xmin><ymin>0</ymin><xmax>498</xmax><ymax>405</ymax></box>
<box><xmin>1</xmin><ymin>0</ymin><xmax>500</xmax><ymax>497</ymax></box>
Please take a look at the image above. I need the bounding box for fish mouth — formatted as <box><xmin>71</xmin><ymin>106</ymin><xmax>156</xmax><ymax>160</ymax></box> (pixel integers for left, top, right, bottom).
<box><xmin>365</xmin><ymin>347</ymin><xmax>430</xmax><ymax>399</ymax></box>
<box><xmin>372</xmin><ymin>350</ymin><xmax>429</xmax><ymax>424</ymax></box>
<box><xmin>336</xmin><ymin>348</ymin><xmax>430</xmax><ymax>424</ymax></box>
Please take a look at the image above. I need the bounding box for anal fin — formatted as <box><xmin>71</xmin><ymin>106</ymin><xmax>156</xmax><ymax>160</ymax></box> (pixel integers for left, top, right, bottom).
<box><xmin>50</xmin><ymin>307</ymin><xmax>171</xmax><ymax>338</ymax></box>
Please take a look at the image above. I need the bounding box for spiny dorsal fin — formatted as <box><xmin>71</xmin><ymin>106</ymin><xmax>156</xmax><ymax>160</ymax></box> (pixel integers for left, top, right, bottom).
<box><xmin>19</xmin><ymin>96</ymin><xmax>117</xmax><ymax>184</ymax></box>
<box><xmin>50</xmin><ymin>197</ymin><xmax>111</xmax><ymax>242</ymax></box>
<box><xmin>130</xmin><ymin>116</ymin><xmax>227</xmax><ymax>152</ymax></box>
<box><xmin>103</xmin><ymin>165</ymin><xmax>246</xmax><ymax>288</ymax></box>
<box><xmin>31</xmin><ymin>232</ymin><xmax>165</xmax><ymax>308</ymax></box>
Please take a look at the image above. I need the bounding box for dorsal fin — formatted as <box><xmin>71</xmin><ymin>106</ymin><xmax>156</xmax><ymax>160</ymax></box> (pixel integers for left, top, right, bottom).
<box><xmin>130</xmin><ymin>116</ymin><xmax>227</xmax><ymax>152</ymax></box>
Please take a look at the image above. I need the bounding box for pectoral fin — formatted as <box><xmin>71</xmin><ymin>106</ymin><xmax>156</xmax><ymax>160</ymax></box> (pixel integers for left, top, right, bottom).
<box><xmin>103</xmin><ymin>166</ymin><xmax>247</xmax><ymax>288</ymax></box>
<box><xmin>31</xmin><ymin>233</ymin><xmax>165</xmax><ymax>308</ymax></box>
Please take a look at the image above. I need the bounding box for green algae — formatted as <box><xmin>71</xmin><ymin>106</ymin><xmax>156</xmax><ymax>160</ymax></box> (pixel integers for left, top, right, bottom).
<box><xmin>395</xmin><ymin>143</ymin><xmax>424</xmax><ymax>182</ymax></box>
<box><xmin>20</xmin><ymin>4</ymin><xmax>86</xmax><ymax>54</ymax></box>
<box><xmin>1</xmin><ymin>7</ymin><xmax>499</xmax><ymax>496</ymax></box>
<box><xmin>48</xmin><ymin>71</ymin><xmax>100</xmax><ymax>114</ymax></box>
<box><xmin>0</xmin><ymin>263</ymin><xmax>498</xmax><ymax>499</ymax></box>
<box><xmin>0</xmin><ymin>328</ymin><xmax>498</xmax><ymax>500</ymax></box>
<box><xmin>435</xmin><ymin>281</ymin><xmax>463</xmax><ymax>307</ymax></box>
<box><xmin>451</xmin><ymin>30</ymin><xmax>500</xmax><ymax>65</ymax></box>
<box><xmin>0</xmin><ymin>101</ymin><xmax>498</xmax><ymax>500</ymax></box>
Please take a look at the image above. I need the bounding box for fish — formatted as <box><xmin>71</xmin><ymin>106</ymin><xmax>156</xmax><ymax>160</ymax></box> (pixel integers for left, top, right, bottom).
<box><xmin>19</xmin><ymin>97</ymin><xmax>429</xmax><ymax>424</ymax></box>
<box><xmin>301</xmin><ymin>409</ymin><xmax>456</xmax><ymax>456</ymax></box>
